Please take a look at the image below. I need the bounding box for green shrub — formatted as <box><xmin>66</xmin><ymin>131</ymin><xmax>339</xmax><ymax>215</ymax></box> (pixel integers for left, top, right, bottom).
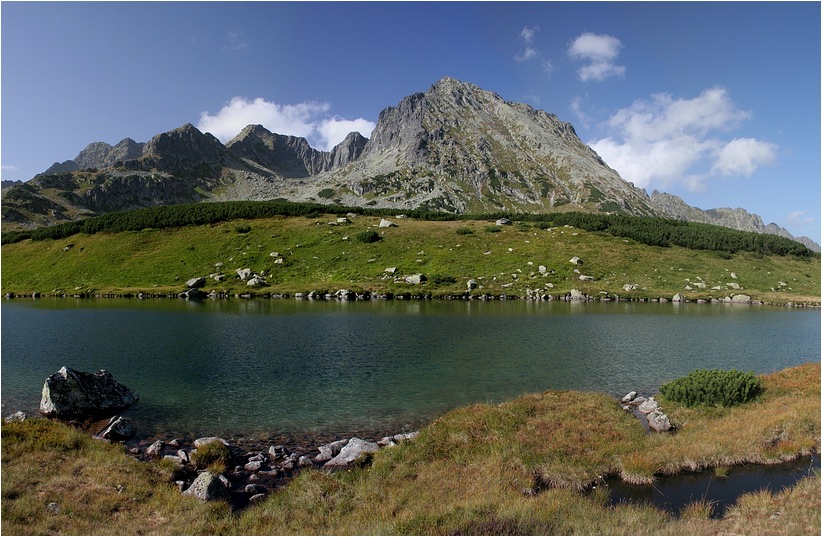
<box><xmin>317</xmin><ymin>188</ymin><xmax>335</xmax><ymax>199</ymax></box>
<box><xmin>190</xmin><ymin>441</ymin><xmax>231</xmax><ymax>469</ymax></box>
<box><xmin>429</xmin><ymin>275</ymin><xmax>457</xmax><ymax>285</ymax></box>
<box><xmin>455</xmin><ymin>227</ymin><xmax>474</xmax><ymax>235</ymax></box>
<box><xmin>659</xmin><ymin>369</ymin><xmax>763</xmax><ymax>408</ymax></box>
<box><xmin>235</xmin><ymin>224</ymin><xmax>251</xmax><ymax>233</ymax></box>
<box><xmin>355</xmin><ymin>230</ymin><xmax>382</xmax><ymax>243</ymax></box>
<box><xmin>484</xmin><ymin>226</ymin><xmax>501</xmax><ymax>233</ymax></box>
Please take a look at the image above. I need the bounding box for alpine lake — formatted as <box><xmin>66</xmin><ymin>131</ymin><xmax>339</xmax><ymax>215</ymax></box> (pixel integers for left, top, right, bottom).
<box><xmin>2</xmin><ymin>296</ymin><xmax>818</xmax><ymax>445</ymax></box>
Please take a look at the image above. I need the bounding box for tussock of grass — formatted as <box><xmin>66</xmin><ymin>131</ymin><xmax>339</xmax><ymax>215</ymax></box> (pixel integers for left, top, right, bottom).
<box><xmin>2</xmin><ymin>363</ymin><xmax>819</xmax><ymax>535</ymax></box>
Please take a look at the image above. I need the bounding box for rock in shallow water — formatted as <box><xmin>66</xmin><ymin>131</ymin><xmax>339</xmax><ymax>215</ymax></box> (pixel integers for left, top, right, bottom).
<box><xmin>39</xmin><ymin>367</ymin><xmax>139</xmax><ymax>419</ymax></box>
<box><xmin>182</xmin><ymin>471</ymin><xmax>231</xmax><ymax>502</ymax></box>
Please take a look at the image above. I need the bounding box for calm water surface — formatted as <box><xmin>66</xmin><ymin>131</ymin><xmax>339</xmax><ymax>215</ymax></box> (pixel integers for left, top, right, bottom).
<box><xmin>2</xmin><ymin>298</ymin><xmax>818</xmax><ymax>440</ymax></box>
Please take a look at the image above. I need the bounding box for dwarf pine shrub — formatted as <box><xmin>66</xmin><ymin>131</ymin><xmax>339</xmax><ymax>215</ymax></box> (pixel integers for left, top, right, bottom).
<box><xmin>659</xmin><ymin>369</ymin><xmax>763</xmax><ymax>407</ymax></box>
<box><xmin>355</xmin><ymin>230</ymin><xmax>382</xmax><ymax>243</ymax></box>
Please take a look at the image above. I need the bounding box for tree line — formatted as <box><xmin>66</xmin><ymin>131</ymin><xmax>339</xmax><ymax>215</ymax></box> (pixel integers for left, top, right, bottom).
<box><xmin>1</xmin><ymin>200</ymin><xmax>816</xmax><ymax>259</ymax></box>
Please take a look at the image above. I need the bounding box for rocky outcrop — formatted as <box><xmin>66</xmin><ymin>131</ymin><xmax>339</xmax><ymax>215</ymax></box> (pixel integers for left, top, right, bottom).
<box><xmin>44</xmin><ymin>138</ymin><xmax>145</xmax><ymax>174</ymax></box>
<box><xmin>39</xmin><ymin>367</ymin><xmax>139</xmax><ymax>419</ymax></box>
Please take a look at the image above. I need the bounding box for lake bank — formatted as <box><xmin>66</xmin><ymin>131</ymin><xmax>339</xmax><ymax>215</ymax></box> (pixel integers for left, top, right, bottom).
<box><xmin>2</xmin><ymin>362</ymin><xmax>819</xmax><ymax>535</ymax></box>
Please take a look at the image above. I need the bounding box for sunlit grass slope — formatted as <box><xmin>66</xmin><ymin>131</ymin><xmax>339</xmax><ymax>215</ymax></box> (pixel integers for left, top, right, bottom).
<box><xmin>2</xmin><ymin>363</ymin><xmax>818</xmax><ymax>535</ymax></box>
<box><xmin>2</xmin><ymin>214</ymin><xmax>819</xmax><ymax>303</ymax></box>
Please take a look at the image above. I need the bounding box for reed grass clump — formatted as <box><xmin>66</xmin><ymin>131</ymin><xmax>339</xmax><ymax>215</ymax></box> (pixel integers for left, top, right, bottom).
<box><xmin>660</xmin><ymin>369</ymin><xmax>763</xmax><ymax>408</ymax></box>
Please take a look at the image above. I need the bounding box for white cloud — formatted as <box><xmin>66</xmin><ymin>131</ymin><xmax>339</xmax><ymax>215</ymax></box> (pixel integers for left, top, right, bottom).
<box><xmin>568</xmin><ymin>32</ymin><xmax>625</xmax><ymax>81</ymax></box>
<box><xmin>224</xmin><ymin>31</ymin><xmax>248</xmax><ymax>51</ymax></box>
<box><xmin>198</xmin><ymin>97</ymin><xmax>375</xmax><ymax>151</ymax></box>
<box><xmin>1</xmin><ymin>165</ymin><xmax>19</xmax><ymax>172</ymax></box>
<box><xmin>515</xmin><ymin>46</ymin><xmax>538</xmax><ymax>62</ymax></box>
<box><xmin>520</xmin><ymin>26</ymin><xmax>539</xmax><ymax>43</ymax></box>
<box><xmin>786</xmin><ymin>210</ymin><xmax>815</xmax><ymax>226</ymax></box>
<box><xmin>569</xmin><ymin>96</ymin><xmax>593</xmax><ymax>129</ymax></box>
<box><xmin>515</xmin><ymin>25</ymin><xmax>549</xmax><ymax>71</ymax></box>
<box><xmin>711</xmin><ymin>137</ymin><xmax>776</xmax><ymax>176</ymax></box>
<box><xmin>588</xmin><ymin>87</ymin><xmax>777</xmax><ymax>191</ymax></box>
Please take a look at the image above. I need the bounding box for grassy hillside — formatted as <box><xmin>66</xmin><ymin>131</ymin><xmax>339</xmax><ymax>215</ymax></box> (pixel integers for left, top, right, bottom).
<box><xmin>1</xmin><ymin>212</ymin><xmax>819</xmax><ymax>303</ymax></box>
<box><xmin>2</xmin><ymin>363</ymin><xmax>819</xmax><ymax>535</ymax></box>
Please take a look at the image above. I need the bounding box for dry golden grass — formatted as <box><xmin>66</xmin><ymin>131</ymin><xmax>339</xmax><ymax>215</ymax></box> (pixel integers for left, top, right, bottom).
<box><xmin>2</xmin><ymin>363</ymin><xmax>819</xmax><ymax>535</ymax></box>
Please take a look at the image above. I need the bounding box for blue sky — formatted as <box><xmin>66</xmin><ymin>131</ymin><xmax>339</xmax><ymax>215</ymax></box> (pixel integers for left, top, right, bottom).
<box><xmin>2</xmin><ymin>2</ymin><xmax>819</xmax><ymax>243</ymax></box>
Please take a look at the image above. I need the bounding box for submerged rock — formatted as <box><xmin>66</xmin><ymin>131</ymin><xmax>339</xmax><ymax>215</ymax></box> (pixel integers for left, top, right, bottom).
<box><xmin>39</xmin><ymin>367</ymin><xmax>139</xmax><ymax>419</ymax></box>
<box><xmin>96</xmin><ymin>415</ymin><xmax>136</xmax><ymax>442</ymax></box>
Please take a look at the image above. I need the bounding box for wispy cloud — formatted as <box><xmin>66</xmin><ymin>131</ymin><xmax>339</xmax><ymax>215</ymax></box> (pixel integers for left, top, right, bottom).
<box><xmin>1</xmin><ymin>165</ymin><xmax>19</xmax><ymax>172</ymax></box>
<box><xmin>224</xmin><ymin>30</ymin><xmax>248</xmax><ymax>51</ymax></box>
<box><xmin>569</xmin><ymin>96</ymin><xmax>593</xmax><ymax>129</ymax></box>
<box><xmin>786</xmin><ymin>210</ymin><xmax>815</xmax><ymax>226</ymax></box>
<box><xmin>568</xmin><ymin>32</ymin><xmax>625</xmax><ymax>81</ymax></box>
<box><xmin>198</xmin><ymin>97</ymin><xmax>375</xmax><ymax>151</ymax></box>
<box><xmin>588</xmin><ymin>87</ymin><xmax>777</xmax><ymax>191</ymax></box>
<box><xmin>514</xmin><ymin>26</ymin><xmax>552</xmax><ymax>73</ymax></box>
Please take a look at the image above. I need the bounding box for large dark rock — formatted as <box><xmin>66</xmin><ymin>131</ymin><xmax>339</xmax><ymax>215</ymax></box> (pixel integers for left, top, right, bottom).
<box><xmin>96</xmin><ymin>415</ymin><xmax>137</xmax><ymax>442</ymax></box>
<box><xmin>39</xmin><ymin>367</ymin><xmax>139</xmax><ymax>419</ymax></box>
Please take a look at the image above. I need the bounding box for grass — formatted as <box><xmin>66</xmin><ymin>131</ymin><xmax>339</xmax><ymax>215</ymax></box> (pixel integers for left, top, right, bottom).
<box><xmin>1</xmin><ymin>214</ymin><xmax>819</xmax><ymax>303</ymax></box>
<box><xmin>2</xmin><ymin>363</ymin><xmax>818</xmax><ymax>535</ymax></box>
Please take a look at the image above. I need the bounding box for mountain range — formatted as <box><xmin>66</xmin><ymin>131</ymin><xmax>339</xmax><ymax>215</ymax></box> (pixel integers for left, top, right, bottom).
<box><xmin>2</xmin><ymin>77</ymin><xmax>817</xmax><ymax>251</ymax></box>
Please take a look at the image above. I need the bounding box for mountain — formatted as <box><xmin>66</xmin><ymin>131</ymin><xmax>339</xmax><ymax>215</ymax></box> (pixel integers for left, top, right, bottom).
<box><xmin>1</xmin><ymin>77</ymin><xmax>817</xmax><ymax>252</ymax></box>
<box><xmin>649</xmin><ymin>191</ymin><xmax>819</xmax><ymax>252</ymax></box>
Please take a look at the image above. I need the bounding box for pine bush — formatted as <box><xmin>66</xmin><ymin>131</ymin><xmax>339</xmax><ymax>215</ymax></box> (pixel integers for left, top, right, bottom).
<box><xmin>659</xmin><ymin>369</ymin><xmax>763</xmax><ymax>407</ymax></box>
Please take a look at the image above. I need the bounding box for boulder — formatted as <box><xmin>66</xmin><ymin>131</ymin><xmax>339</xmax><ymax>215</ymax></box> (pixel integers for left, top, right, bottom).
<box><xmin>467</xmin><ymin>279</ymin><xmax>478</xmax><ymax>290</ymax></box>
<box><xmin>40</xmin><ymin>367</ymin><xmax>139</xmax><ymax>419</ymax></box>
<box><xmin>236</xmin><ymin>268</ymin><xmax>252</xmax><ymax>281</ymax></box>
<box><xmin>182</xmin><ymin>471</ymin><xmax>231</xmax><ymax>502</ymax></box>
<box><xmin>569</xmin><ymin>289</ymin><xmax>585</xmax><ymax>300</ymax></box>
<box><xmin>578</xmin><ymin>275</ymin><xmax>595</xmax><ymax>281</ymax></box>
<box><xmin>314</xmin><ymin>439</ymin><xmax>348</xmax><ymax>463</ymax></box>
<box><xmin>97</xmin><ymin>415</ymin><xmax>136</xmax><ymax>442</ymax></box>
<box><xmin>324</xmin><ymin>437</ymin><xmax>379</xmax><ymax>468</ymax></box>
<box><xmin>247</xmin><ymin>276</ymin><xmax>267</xmax><ymax>287</ymax></box>
<box><xmin>495</xmin><ymin>218</ymin><xmax>512</xmax><ymax>226</ymax></box>
<box><xmin>672</xmin><ymin>293</ymin><xmax>684</xmax><ymax>302</ymax></box>
<box><xmin>569</xmin><ymin>256</ymin><xmax>583</xmax><ymax>265</ymax></box>
<box><xmin>393</xmin><ymin>431</ymin><xmax>419</xmax><ymax>442</ymax></box>
<box><xmin>731</xmin><ymin>294</ymin><xmax>752</xmax><ymax>303</ymax></box>
<box><xmin>637</xmin><ymin>397</ymin><xmax>659</xmax><ymax>414</ymax></box>
<box><xmin>379</xmin><ymin>219</ymin><xmax>397</xmax><ymax>228</ymax></box>
<box><xmin>621</xmin><ymin>391</ymin><xmax>637</xmax><ymax>404</ymax></box>
<box><xmin>405</xmin><ymin>274</ymin><xmax>427</xmax><ymax>285</ymax></box>
<box><xmin>4</xmin><ymin>411</ymin><xmax>27</xmax><ymax>423</ymax></box>
<box><xmin>623</xmin><ymin>284</ymin><xmax>638</xmax><ymax>292</ymax></box>
<box><xmin>538</xmin><ymin>265</ymin><xmax>548</xmax><ymax>274</ymax></box>
<box><xmin>146</xmin><ymin>440</ymin><xmax>164</xmax><ymax>458</ymax></box>
<box><xmin>647</xmin><ymin>409</ymin><xmax>673</xmax><ymax>432</ymax></box>
<box><xmin>185</xmin><ymin>277</ymin><xmax>206</xmax><ymax>289</ymax></box>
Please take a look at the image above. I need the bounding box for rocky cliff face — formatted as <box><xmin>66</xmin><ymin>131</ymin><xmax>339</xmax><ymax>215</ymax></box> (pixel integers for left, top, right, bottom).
<box><xmin>2</xmin><ymin>76</ymin><xmax>816</xmax><ymax>252</ymax></box>
<box><xmin>304</xmin><ymin>77</ymin><xmax>655</xmax><ymax>215</ymax></box>
<box><xmin>44</xmin><ymin>138</ymin><xmax>145</xmax><ymax>174</ymax></box>
<box><xmin>225</xmin><ymin>125</ymin><xmax>366</xmax><ymax>177</ymax></box>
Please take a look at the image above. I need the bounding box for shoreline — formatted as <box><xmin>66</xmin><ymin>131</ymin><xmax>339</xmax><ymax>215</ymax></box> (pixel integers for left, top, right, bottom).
<box><xmin>3</xmin><ymin>289</ymin><xmax>820</xmax><ymax>307</ymax></box>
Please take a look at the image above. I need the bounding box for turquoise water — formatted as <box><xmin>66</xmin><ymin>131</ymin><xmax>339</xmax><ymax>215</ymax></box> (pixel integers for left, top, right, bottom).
<box><xmin>2</xmin><ymin>298</ymin><xmax>818</xmax><ymax>439</ymax></box>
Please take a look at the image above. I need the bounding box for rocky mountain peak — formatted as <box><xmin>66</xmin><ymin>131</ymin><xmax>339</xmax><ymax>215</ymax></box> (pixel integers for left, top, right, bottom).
<box><xmin>141</xmin><ymin>123</ymin><xmax>226</xmax><ymax>174</ymax></box>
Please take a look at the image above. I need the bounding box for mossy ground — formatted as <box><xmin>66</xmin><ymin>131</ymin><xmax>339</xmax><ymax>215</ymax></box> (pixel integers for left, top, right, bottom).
<box><xmin>2</xmin><ymin>363</ymin><xmax>819</xmax><ymax>535</ymax></box>
<box><xmin>1</xmin><ymin>214</ymin><xmax>819</xmax><ymax>303</ymax></box>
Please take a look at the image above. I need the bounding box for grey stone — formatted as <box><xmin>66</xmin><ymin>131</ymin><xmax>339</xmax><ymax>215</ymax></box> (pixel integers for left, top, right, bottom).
<box><xmin>467</xmin><ymin>279</ymin><xmax>478</xmax><ymax>290</ymax></box>
<box><xmin>637</xmin><ymin>397</ymin><xmax>659</xmax><ymax>414</ymax></box>
<box><xmin>647</xmin><ymin>410</ymin><xmax>673</xmax><ymax>432</ymax></box>
<box><xmin>247</xmin><ymin>276</ymin><xmax>267</xmax><ymax>287</ymax></box>
<box><xmin>97</xmin><ymin>415</ymin><xmax>136</xmax><ymax>442</ymax></box>
<box><xmin>314</xmin><ymin>439</ymin><xmax>349</xmax><ymax>463</ymax></box>
<box><xmin>621</xmin><ymin>391</ymin><xmax>637</xmax><ymax>404</ymax></box>
<box><xmin>236</xmin><ymin>268</ymin><xmax>252</xmax><ymax>281</ymax></box>
<box><xmin>393</xmin><ymin>431</ymin><xmax>419</xmax><ymax>442</ymax></box>
<box><xmin>569</xmin><ymin>256</ymin><xmax>583</xmax><ymax>265</ymax></box>
<box><xmin>4</xmin><ymin>411</ymin><xmax>27</xmax><ymax>423</ymax></box>
<box><xmin>379</xmin><ymin>219</ymin><xmax>397</xmax><ymax>228</ymax></box>
<box><xmin>731</xmin><ymin>294</ymin><xmax>752</xmax><ymax>303</ymax></box>
<box><xmin>495</xmin><ymin>218</ymin><xmax>512</xmax><ymax>226</ymax></box>
<box><xmin>39</xmin><ymin>367</ymin><xmax>139</xmax><ymax>419</ymax></box>
<box><xmin>405</xmin><ymin>274</ymin><xmax>427</xmax><ymax>285</ymax></box>
<box><xmin>672</xmin><ymin>293</ymin><xmax>684</xmax><ymax>302</ymax></box>
<box><xmin>324</xmin><ymin>437</ymin><xmax>379</xmax><ymax>468</ymax></box>
<box><xmin>185</xmin><ymin>277</ymin><xmax>206</xmax><ymax>289</ymax></box>
<box><xmin>249</xmin><ymin>493</ymin><xmax>267</xmax><ymax>504</ymax></box>
<box><xmin>47</xmin><ymin>502</ymin><xmax>60</xmax><ymax>514</ymax></box>
<box><xmin>578</xmin><ymin>275</ymin><xmax>595</xmax><ymax>281</ymax></box>
<box><xmin>182</xmin><ymin>471</ymin><xmax>230</xmax><ymax>502</ymax></box>
<box><xmin>244</xmin><ymin>460</ymin><xmax>264</xmax><ymax>472</ymax></box>
<box><xmin>298</xmin><ymin>455</ymin><xmax>314</xmax><ymax>467</ymax></box>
